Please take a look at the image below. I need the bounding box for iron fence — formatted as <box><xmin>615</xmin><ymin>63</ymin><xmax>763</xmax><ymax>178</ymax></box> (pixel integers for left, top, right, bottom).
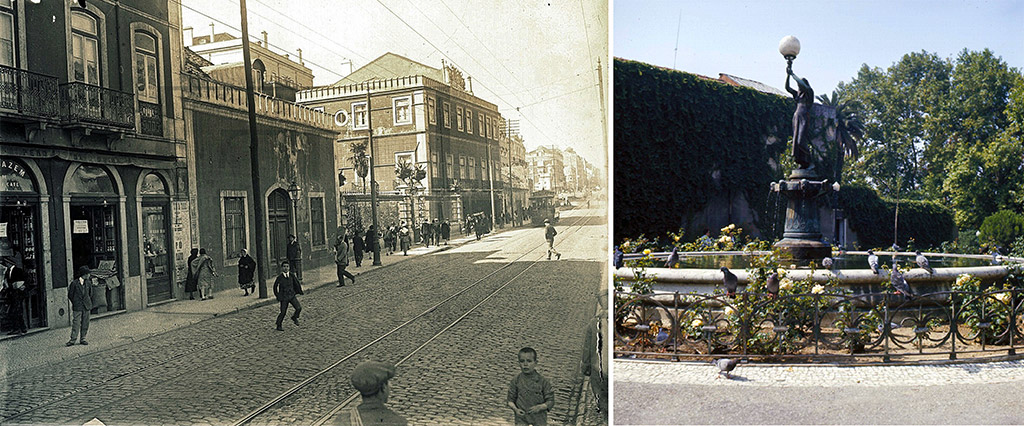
<box><xmin>0</xmin><ymin>64</ymin><xmax>60</xmax><ymax>119</ymax></box>
<box><xmin>615</xmin><ymin>289</ymin><xmax>1024</xmax><ymax>362</ymax></box>
<box><xmin>60</xmin><ymin>81</ymin><xmax>135</xmax><ymax>129</ymax></box>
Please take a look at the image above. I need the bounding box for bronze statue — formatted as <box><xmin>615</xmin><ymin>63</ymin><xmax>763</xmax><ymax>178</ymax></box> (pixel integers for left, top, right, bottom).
<box><xmin>785</xmin><ymin>62</ymin><xmax>814</xmax><ymax>170</ymax></box>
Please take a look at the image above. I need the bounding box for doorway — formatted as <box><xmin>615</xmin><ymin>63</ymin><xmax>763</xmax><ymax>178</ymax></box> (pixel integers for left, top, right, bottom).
<box><xmin>268</xmin><ymin>189</ymin><xmax>290</xmax><ymax>268</ymax></box>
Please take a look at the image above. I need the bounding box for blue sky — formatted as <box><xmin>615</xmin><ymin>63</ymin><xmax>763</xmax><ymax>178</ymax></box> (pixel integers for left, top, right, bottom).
<box><xmin>614</xmin><ymin>0</ymin><xmax>1024</xmax><ymax>95</ymax></box>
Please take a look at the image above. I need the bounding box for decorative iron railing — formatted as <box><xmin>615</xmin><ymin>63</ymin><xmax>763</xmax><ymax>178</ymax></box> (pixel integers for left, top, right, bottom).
<box><xmin>138</xmin><ymin>101</ymin><xmax>163</xmax><ymax>136</ymax></box>
<box><xmin>0</xmin><ymin>64</ymin><xmax>60</xmax><ymax>119</ymax></box>
<box><xmin>615</xmin><ymin>289</ymin><xmax>1024</xmax><ymax>362</ymax></box>
<box><xmin>59</xmin><ymin>81</ymin><xmax>135</xmax><ymax>129</ymax></box>
<box><xmin>181</xmin><ymin>73</ymin><xmax>333</xmax><ymax>130</ymax></box>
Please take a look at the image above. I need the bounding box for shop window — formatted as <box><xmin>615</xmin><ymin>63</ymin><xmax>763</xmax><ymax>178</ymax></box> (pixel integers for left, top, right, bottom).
<box><xmin>309</xmin><ymin>196</ymin><xmax>325</xmax><ymax>246</ymax></box>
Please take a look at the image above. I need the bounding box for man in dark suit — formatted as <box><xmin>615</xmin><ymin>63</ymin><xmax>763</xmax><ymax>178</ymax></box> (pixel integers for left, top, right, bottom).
<box><xmin>273</xmin><ymin>261</ymin><xmax>303</xmax><ymax>331</ymax></box>
<box><xmin>286</xmin><ymin>234</ymin><xmax>302</xmax><ymax>281</ymax></box>
<box><xmin>67</xmin><ymin>266</ymin><xmax>93</xmax><ymax>346</ymax></box>
<box><xmin>2</xmin><ymin>257</ymin><xmax>30</xmax><ymax>335</ymax></box>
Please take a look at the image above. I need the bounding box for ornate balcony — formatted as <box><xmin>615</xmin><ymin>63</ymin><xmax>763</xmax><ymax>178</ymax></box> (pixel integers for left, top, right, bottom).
<box><xmin>59</xmin><ymin>81</ymin><xmax>135</xmax><ymax>131</ymax></box>
<box><xmin>138</xmin><ymin>101</ymin><xmax>163</xmax><ymax>136</ymax></box>
<box><xmin>0</xmin><ymin>64</ymin><xmax>60</xmax><ymax>120</ymax></box>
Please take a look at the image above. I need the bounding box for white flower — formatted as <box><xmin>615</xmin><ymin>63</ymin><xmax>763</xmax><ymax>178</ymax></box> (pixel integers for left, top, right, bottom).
<box><xmin>811</xmin><ymin>284</ymin><xmax>825</xmax><ymax>294</ymax></box>
<box><xmin>729</xmin><ymin>224</ymin><xmax>736</xmax><ymax>231</ymax></box>
<box><xmin>779</xmin><ymin>278</ymin><xmax>794</xmax><ymax>290</ymax></box>
<box><xmin>776</xmin><ymin>268</ymin><xmax>787</xmax><ymax>277</ymax></box>
<box><xmin>724</xmin><ymin>306</ymin><xmax>736</xmax><ymax>316</ymax></box>
<box><xmin>691</xmin><ymin>318</ymin><xmax>704</xmax><ymax>328</ymax></box>
<box><xmin>995</xmin><ymin>292</ymin><xmax>1011</xmax><ymax>304</ymax></box>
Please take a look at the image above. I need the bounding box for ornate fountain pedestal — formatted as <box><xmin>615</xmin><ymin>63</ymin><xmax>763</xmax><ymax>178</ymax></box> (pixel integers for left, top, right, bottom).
<box><xmin>771</xmin><ymin>168</ymin><xmax>835</xmax><ymax>262</ymax></box>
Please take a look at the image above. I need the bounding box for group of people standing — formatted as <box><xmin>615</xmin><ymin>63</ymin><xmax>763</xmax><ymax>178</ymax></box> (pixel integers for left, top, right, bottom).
<box><xmin>184</xmin><ymin>248</ymin><xmax>219</xmax><ymax>300</ymax></box>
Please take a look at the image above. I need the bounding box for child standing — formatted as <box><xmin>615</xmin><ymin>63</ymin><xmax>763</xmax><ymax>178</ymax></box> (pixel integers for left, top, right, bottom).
<box><xmin>507</xmin><ymin>347</ymin><xmax>554</xmax><ymax>425</ymax></box>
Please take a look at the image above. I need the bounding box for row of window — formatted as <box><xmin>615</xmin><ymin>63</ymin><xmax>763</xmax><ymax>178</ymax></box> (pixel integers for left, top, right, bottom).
<box><xmin>426</xmin><ymin>96</ymin><xmax>502</xmax><ymax>140</ymax></box>
<box><xmin>430</xmin><ymin>152</ymin><xmax>492</xmax><ymax>182</ymax></box>
<box><xmin>1</xmin><ymin>5</ymin><xmax>162</xmax><ymax>105</ymax></box>
<box><xmin>221</xmin><ymin>193</ymin><xmax>327</xmax><ymax>261</ymax></box>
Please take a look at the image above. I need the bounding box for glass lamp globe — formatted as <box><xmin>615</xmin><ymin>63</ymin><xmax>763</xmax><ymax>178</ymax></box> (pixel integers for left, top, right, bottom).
<box><xmin>779</xmin><ymin>36</ymin><xmax>801</xmax><ymax>59</ymax></box>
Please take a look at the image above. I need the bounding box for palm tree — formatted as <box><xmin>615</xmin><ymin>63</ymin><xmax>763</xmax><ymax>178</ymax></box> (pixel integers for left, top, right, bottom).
<box><xmin>817</xmin><ymin>90</ymin><xmax>865</xmax><ymax>183</ymax></box>
<box><xmin>349</xmin><ymin>140</ymin><xmax>369</xmax><ymax>193</ymax></box>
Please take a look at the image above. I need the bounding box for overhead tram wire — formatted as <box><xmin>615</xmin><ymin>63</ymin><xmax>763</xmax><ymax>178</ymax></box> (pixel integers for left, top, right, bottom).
<box><xmin>516</xmin><ymin>84</ymin><xmax>598</xmax><ymax>109</ymax></box>
<box><xmin>436</xmin><ymin>0</ymin><xmax>529</xmax><ymax>89</ymax></box>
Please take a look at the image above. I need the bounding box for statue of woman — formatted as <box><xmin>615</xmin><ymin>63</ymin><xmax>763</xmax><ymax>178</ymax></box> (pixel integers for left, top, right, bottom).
<box><xmin>786</xmin><ymin>63</ymin><xmax>814</xmax><ymax>170</ymax></box>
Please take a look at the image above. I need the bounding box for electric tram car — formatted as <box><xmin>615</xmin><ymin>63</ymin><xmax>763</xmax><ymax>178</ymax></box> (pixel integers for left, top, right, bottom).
<box><xmin>528</xmin><ymin>190</ymin><xmax>559</xmax><ymax>226</ymax></box>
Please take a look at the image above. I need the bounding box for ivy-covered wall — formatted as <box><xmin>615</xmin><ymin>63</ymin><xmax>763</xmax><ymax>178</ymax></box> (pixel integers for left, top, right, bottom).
<box><xmin>836</xmin><ymin>183</ymin><xmax>957</xmax><ymax>249</ymax></box>
<box><xmin>614</xmin><ymin>58</ymin><xmax>793</xmax><ymax>242</ymax></box>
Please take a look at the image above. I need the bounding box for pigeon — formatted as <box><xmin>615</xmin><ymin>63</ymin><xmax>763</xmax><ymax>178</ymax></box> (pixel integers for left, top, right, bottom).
<box><xmin>720</xmin><ymin>267</ymin><xmax>738</xmax><ymax>297</ymax></box>
<box><xmin>991</xmin><ymin>249</ymin><xmax>1002</xmax><ymax>266</ymax></box>
<box><xmin>613</xmin><ymin>248</ymin><xmax>624</xmax><ymax>270</ymax></box>
<box><xmin>915</xmin><ymin>251</ymin><xmax>934</xmax><ymax>274</ymax></box>
<box><xmin>822</xmin><ymin>257</ymin><xmax>834</xmax><ymax>270</ymax></box>
<box><xmin>867</xmin><ymin>250</ymin><xmax>880</xmax><ymax>274</ymax></box>
<box><xmin>766</xmin><ymin>272</ymin><xmax>780</xmax><ymax>298</ymax></box>
<box><xmin>890</xmin><ymin>266</ymin><xmax>913</xmax><ymax>300</ymax></box>
<box><xmin>713</xmin><ymin>358</ymin><xmax>739</xmax><ymax>379</ymax></box>
<box><xmin>665</xmin><ymin>247</ymin><xmax>680</xmax><ymax>268</ymax></box>
<box><xmin>654</xmin><ymin>329</ymin><xmax>670</xmax><ymax>345</ymax></box>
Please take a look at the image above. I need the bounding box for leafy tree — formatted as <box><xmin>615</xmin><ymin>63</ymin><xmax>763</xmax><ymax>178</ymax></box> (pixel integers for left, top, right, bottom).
<box><xmin>395</xmin><ymin>160</ymin><xmax>426</xmax><ymax>189</ymax></box>
<box><xmin>349</xmin><ymin>140</ymin><xmax>369</xmax><ymax>193</ymax></box>
<box><xmin>979</xmin><ymin>210</ymin><xmax>1024</xmax><ymax>251</ymax></box>
<box><xmin>816</xmin><ymin>90</ymin><xmax>864</xmax><ymax>184</ymax></box>
<box><xmin>944</xmin><ymin>138</ymin><xmax>1024</xmax><ymax>229</ymax></box>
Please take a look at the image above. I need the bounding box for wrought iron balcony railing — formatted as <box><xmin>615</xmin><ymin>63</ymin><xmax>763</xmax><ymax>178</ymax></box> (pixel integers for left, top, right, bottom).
<box><xmin>137</xmin><ymin>100</ymin><xmax>163</xmax><ymax>136</ymax></box>
<box><xmin>0</xmin><ymin>64</ymin><xmax>60</xmax><ymax>119</ymax></box>
<box><xmin>59</xmin><ymin>81</ymin><xmax>135</xmax><ymax>129</ymax></box>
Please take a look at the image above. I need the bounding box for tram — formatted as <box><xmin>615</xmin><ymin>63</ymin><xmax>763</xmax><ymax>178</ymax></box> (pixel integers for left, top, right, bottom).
<box><xmin>528</xmin><ymin>190</ymin><xmax>559</xmax><ymax>226</ymax></box>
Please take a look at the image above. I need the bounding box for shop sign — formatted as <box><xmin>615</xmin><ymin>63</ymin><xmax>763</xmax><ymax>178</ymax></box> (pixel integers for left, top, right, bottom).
<box><xmin>73</xmin><ymin>220</ymin><xmax>89</xmax><ymax>234</ymax></box>
<box><xmin>1</xmin><ymin>159</ymin><xmax>35</xmax><ymax>192</ymax></box>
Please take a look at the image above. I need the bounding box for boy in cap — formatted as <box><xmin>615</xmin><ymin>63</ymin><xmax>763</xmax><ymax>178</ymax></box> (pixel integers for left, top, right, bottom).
<box><xmin>273</xmin><ymin>261</ymin><xmax>303</xmax><ymax>331</ymax></box>
<box><xmin>544</xmin><ymin>219</ymin><xmax>560</xmax><ymax>261</ymax></box>
<box><xmin>332</xmin><ymin>360</ymin><xmax>407</xmax><ymax>425</ymax></box>
<box><xmin>507</xmin><ymin>347</ymin><xmax>554</xmax><ymax>425</ymax></box>
<box><xmin>67</xmin><ymin>266</ymin><xmax>93</xmax><ymax>346</ymax></box>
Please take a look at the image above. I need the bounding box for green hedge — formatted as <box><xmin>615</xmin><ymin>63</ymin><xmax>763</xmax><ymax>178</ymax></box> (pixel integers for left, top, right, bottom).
<box><xmin>837</xmin><ymin>183</ymin><xmax>957</xmax><ymax>249</ymax></box>
<box><xmin>613</xmin><ymin>58</ymin><xmax>792</xmax><ymax>242</ymax></box>
<box><xmin>980</xmin><ymin>210</ymin><xmax>1024</xmax><ymax>250</ymax></box>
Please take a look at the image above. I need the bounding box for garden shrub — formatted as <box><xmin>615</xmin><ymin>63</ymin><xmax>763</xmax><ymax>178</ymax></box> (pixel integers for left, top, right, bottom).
<box><xmin>979</xmin><ymin>210</ymin><xmax>1024</xmax><ymax>251</ymax></box>
<box><xmin>836</xmin><ymin>182</ymin><xmax>957</xmax><ymax>249</ymax></box>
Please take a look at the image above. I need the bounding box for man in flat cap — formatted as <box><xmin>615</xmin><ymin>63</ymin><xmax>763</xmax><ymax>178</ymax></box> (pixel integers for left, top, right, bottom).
<box><xmin>332</xmin><ymin>360</ymin><xmax>407</xmax><ymax>425</ymax></box>
<box><xmin>67</xmin><ymin>266</ymin><xmax>93</xmax><ymax>346</ymax></box>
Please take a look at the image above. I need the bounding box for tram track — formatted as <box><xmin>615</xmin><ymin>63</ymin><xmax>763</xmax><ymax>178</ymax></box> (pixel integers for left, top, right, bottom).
<box><xmin>234</xmin><ymin>213</ymin><xmax>595</xmax><ymax>426</ymax></box>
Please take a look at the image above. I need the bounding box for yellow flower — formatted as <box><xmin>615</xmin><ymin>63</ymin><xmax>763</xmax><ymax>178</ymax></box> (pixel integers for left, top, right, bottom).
<box><xmin>776</xmin><ymin>268</ymin><xmax>787</xmax><ymax>277</ymax></box>
<box><xmin>780</xmin><ymin>278</ymin><xmax>794</xmax><ymax>290</ymax></box>
<box><xmin>811</xmin><ymin>284</ymin><xmax>825</xmax><ymax>294</ymax></box>
<box><xmin>724</xmin><ymin>306</ymin><xmax>736</xmax><ymax>316</ymax></box>
<box><xmin>673</xmin><ymin>235</ymin><xmax>680</xmax><ymax>242</ymax></box>
<box><xmin>643</xmin><ymin>249</ymin><xmax>652</xmax><ymax>256</ymax></box>
<box><xmin>955</xmin><ymin>274</ymin><xmax>972</xmax><ymax>287</ymax></box>
<box><xmin>691</xmin><ymin>318</ymin><xmax>704</xmax><ymax>328</ymax></box>
<box><xmin>728</xmin><ymin>224</ymin><xmax>736</xmax><ymax>231</ymax></box>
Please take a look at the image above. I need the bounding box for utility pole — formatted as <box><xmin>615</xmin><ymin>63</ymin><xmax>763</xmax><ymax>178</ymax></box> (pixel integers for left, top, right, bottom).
<box><xmin>508</xmin><ymin>121</ymin><xmax>513</xmax><ymax>226</ymax></box>
<box><xmin>239</xmin><ymin>0</ymin><xmax>269</xmax><ymax>299</ymax></box>
<box><xmin>487</xmin><ymin>143</ymin><xmax>496</xmax><ymax>231</ymax></box>
<box><xmin>367</xmin><ymin>89</ymin><xmax>382</xmax><ymax>266</ymax></box>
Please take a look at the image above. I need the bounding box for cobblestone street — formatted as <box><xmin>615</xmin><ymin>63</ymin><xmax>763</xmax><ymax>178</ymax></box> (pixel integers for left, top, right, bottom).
<box><xmin>0</xmin><ymin>208</ymin><xmax>607</xmax><ymax>426</ymax></box>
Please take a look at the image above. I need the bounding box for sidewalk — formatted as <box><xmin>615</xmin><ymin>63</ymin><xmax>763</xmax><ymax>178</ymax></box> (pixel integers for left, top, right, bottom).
<box><xmin>0</xmin><ymin>229</ymin><xmax>506</xmax><ymax>378</ymax></box>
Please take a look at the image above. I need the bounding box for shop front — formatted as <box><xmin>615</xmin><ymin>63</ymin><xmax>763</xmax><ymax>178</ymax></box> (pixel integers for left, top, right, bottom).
<box><xmin>140</xmin><ymin>172</ymin><xmax>173</xmax><ymax>304</ymax></box>
<box><xmin>0</xmin><ymin>158</ymin><xmax>46</xmax><ymax>334</ymax></box>
<box><xmin>66</xmin><ymin>164</ymin><xmax>125</xmax><ymax>315</ymax></box>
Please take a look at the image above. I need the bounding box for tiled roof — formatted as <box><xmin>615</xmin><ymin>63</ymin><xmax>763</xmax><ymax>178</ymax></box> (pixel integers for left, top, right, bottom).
<box><xmin>719</xmin><ymin>73</ymin><xmax>788</xmax><ymax>97</ymax></box>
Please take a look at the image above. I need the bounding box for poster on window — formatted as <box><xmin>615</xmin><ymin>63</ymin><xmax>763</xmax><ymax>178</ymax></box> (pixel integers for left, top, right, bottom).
<box><xmin>73</xmin><ymin>220</ymin><xmax>89</xmax><ymax>234</ymax></box>
<box><xmin>0</xmin><ymin>222</ymin><xmax>6</xmax><ymax>238</ymax></box>
<box><xmin>172</xmin><ymin>201</ymin><xmax>192</xmax><ymax>284</ymax></box>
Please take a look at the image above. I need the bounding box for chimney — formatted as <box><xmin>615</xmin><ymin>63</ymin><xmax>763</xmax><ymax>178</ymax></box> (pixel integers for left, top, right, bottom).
<box><xmin>209</xmin><ymin>22</ymin><xmax>215</xmax><ymax>43</ymax></box>
<box><xmin>467</xmin><ymin>76</ymin><xmax>472</xmax><ymax>93</ymax></box>
<box><xmin>183</xmin><ymin>26</ymin><xmax>193</xmax><ymax>47</ymax></box>
<box><xmin>297</xmin><ymin>48</ymin><xmax>303</xmax><ymax>65</ymax></box>
<box><xmin>261</xmin><ymin>30</ymin><xmax>268</xmax><ymax>47</ymax></box>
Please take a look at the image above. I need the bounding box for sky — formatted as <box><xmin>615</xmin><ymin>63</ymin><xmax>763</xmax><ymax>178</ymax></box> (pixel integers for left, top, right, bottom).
<box><xmin>614</xmin><ymin>0</ymin><xmax>1024</xmax><ymax>96</ymax></box>
<box><xmin>180</xmin><ymin>0</ymin><xmax>609</xmax><ymax>168</ymax></box>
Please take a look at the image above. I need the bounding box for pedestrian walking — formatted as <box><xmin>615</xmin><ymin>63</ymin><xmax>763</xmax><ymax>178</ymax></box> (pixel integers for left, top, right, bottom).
<box><xmin>334</xmin><ymin>229</ymin><xmax>355</xmax><ymax>287</ymax></box>
<box><xmin>237</xmin><ymin>248</ymin><xmax>257</xmax><ymax>296</ymax></box>
<box><xmin>184</xmin><ymin>248</ymin><xmax>199</xmax><ymax>299</ymax></box>
<box><xmin>544</xmin><ymin>219</ymin><xmax>561</xmax><ymax>260</ymax></box>
<box><xmin>432</xmin><ymin>219</ymin><xmax>441</xmax><ymax>246</ymax></box>
<box><xmin>384</xmin><ymin>224</ymin><xmax>396</xmax><ymax>255</ymax></box>
<box><xmin>440</xmin><ymin>220</ymin><xmax>451</xmax><ymax>245</ymax></box>
<box><xmin>190</xmin><ymin>248</ymin><xmax>218</xmax><ymax>300</ymax></box>
<box><xmin>399</xmin><ymin>222</ymin><xmax>412</xmax><ymax>256</ymax></box>
<box><xmin>365</xmin><ymin>225</ymin><xmax>380</xmax><ymax>262</ymax></box>
<box><xmin>420</xmin><ymin>219</ymin><xmax>432</xmax><ymax>247</ymax></box>
<box><xmin>507</xmin><ymin>347</ymin><xmax>554</xmax><ymax>426</ymax></box>
<box><xmin>66</xmin><ymin>266</ymin><xmax>93</xmax><ymax>346</ymax></box>
<box><xmin>273</xmin><ymin>261</ymin><xmax>303</xmax><ymax>331</ymax></box>
<box><xmin>1</xmin><ymin>257</ymin><xmax>31</xmax><ymax>335</ymax></box>
<box><xmin>352</xmin><ymin>229</ymin><xmax>365</xmax><ymax>267</ymax></box>
<box><xmin>287</xmin><ymin>234</ymin><xmax>302</xmax><ymax>281</ymax></box>
<box><xmin>330</xmin><ymin>360</ymin><xmax>407</xmax><ymax>425</ymax></box>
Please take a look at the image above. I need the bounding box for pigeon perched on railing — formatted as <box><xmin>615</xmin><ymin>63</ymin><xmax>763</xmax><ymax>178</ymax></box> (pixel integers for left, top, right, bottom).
<box><xmin>665</xmin><ymin>246</ymin><xmax>680</xmax><ymax>268</ymax></box>
<box><xmin>720</xmin><ymin>267</ymin><xmax>738</xmax><ymax>297</ymax></box>
<box><xmin>992</xmin><ymin>250</ymin><xmax>1002</xmax><ymax>266</ymax></box>
<box><xmin>713</xmin><ymin>358</ymin><xmax>739</xmax><ymax>379</ymax></box>
<box><xmin>766</xmin><ymin>272</ymin><xmax>779</xmax><ymax>299</ymax></box>
<box><xmin>890</xmin><ymin>266</ymin><xmax>913</xmax><ymax>300</ymax></box>
<box><xmin>915</xmin><ymin>251</ymin><xmax>934</xmax><ymax>274</ymax></box>
<box><xmin>822</xmin><ymin>257</ymin><xmax>834</xmax><ymax>270</ymax></box>
<box><xmin>868</xmin><ymin>250</ymin><xmax>880</xmax><ymax>275</ymax></box>
<box><xmin>613</xmin><ymin>248</ymin><xmax>624</xmax><ymax>270</ymax></box>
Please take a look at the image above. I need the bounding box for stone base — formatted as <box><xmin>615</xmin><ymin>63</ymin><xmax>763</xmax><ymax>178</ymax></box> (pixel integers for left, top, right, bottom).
<box><xmin>774</xmin><ymin>238</ymin><xmax>831</xmax><ymax>263</ymax></box>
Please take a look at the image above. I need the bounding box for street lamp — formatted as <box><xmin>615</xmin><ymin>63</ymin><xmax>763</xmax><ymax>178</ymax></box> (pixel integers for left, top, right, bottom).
<box><xmin>288</xmin><ymin>181</ymin><xmax>300</xmax><ymax>235</ymax></box>
<box><xmin>779</xmin><ymin>35</ymin><xmax>801</xmax><ymax>62</ymax></box>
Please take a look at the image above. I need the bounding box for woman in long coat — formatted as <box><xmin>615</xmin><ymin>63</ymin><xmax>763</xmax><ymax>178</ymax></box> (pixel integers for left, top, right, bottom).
<box><xmin>399</xmin><ymin>222</ymin><xmax>412</xmax><ymax>256</ymax></box>
<box><xmin>184</xmin><ymin>248</ymin><xmax>199</xmax><ymax>300</ymax></box>
<box><xmin>190</xmin><ymin>248</ymin><xmax>217</xmax><ymax>300</ymax></box>
<box><xmin>237</xmin><ymin>248</ymin><xmax>257</xmax><ymax>296</ymax></box>
<box><xmin>352</xmin><ymin>229</ymin><xmax>365</xmax><ymax>267</ymax></box>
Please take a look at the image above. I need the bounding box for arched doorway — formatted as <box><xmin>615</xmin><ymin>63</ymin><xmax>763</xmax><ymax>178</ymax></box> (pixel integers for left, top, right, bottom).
<box><xmin>141</xmin><ymin>172</ymin><xmax>172</xmax><ymax>304</ymax></box>
<box><xmin>0</xmin><ymin>158</ymin><xmax>47</xmax><ymax>332</ymax></box>
<box><xmin>67</xmin><ymin>164</ymin><xmax>124</xmax><ymax>314</ymax></box>
<box><xmin>267</xmin><ymin>189</ymin><xmax>290</xmax><ymax>268</ymax></box>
